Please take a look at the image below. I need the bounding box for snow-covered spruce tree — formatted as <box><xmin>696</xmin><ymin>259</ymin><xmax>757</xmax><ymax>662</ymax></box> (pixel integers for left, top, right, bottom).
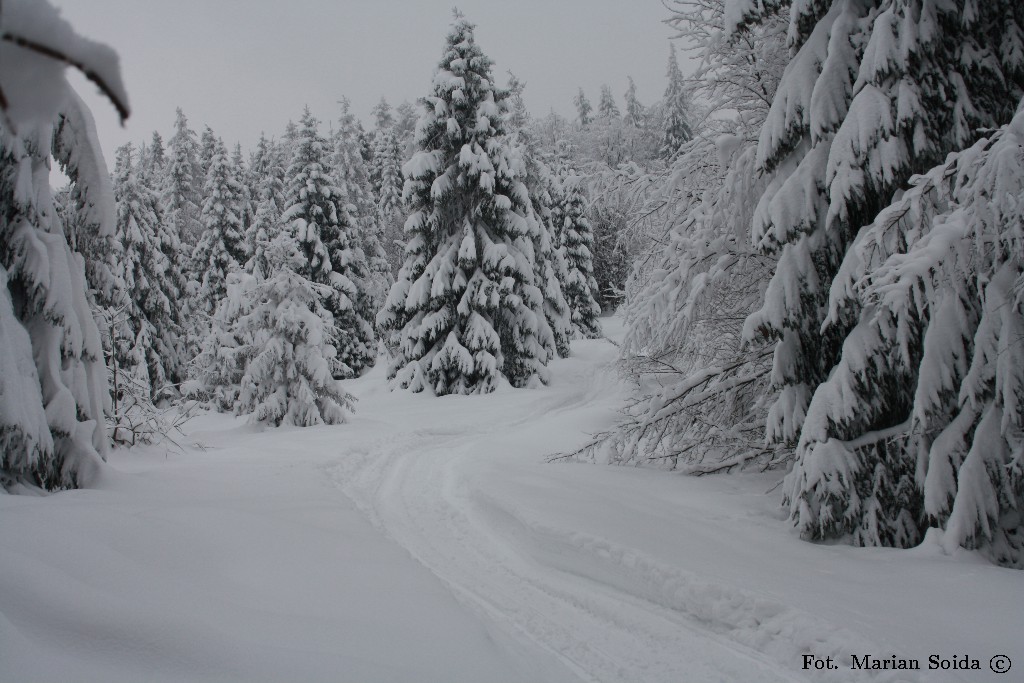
<box><xmin>333</xmin><ymin>98</ymin><xmax>393</xmax><ymax>315</ymax></box>
<box><xmin>138</xmin><ymin>130</ymin><xmax>165</xmax><ymax>187</ymax></box>
<box><xmin>624</xmin><ymin>77</ymin><xmax>645</xmax><ymax>128</ymax></box>
<box><xmin>111</xmin><ymin>144</ymin><xmax>185</xmax><ymax>403</ymax></box>
<box><xmin>735</xmin><ymin>0</ymin><xmax>1024</xmax><ymax>549</ymax></box>
<box><xmin>368</xmin><ymin>98</ymin><xmax>398</xmax><ymax>202</ymax></box>
<box><xmin>553</xmin><ymin>165</ymin><xmax>601</xmax><ymax>339</ymax></box>
<box><xmin>785</xmin><ymin>106</ymin><xmax>1024</xmax><ymax>566</ymax></box>
<box><xmin>236</xmin><ymin>233</ymin><xmax>355</xmax><ymax>426</ymax></box>
<box><xmin>505</xmin><ymin>75</ymin><xmax>573</xmax><ymax>359</ymax></box>
<box><xmin>248</xmin><ymin>133</ymin><xmax>284</xmax><ymax>205</ymax></box>
<box><xmin>598</xmin><ymin>85</ymin><xmax>621</xmax><ymax>121</ymax></box>
<box><xmin>573</xmin><ymin>88</ymin><xmax>593</xmax><ymax>127</ymax></box>
<box><xmin>198</xmin><ymin>125</ymin><xmax>218</xmax><ymax>174</ymax></box>
<box><xmin>1</xmin><ymin>0</ymin><xmax>130</xmax><ymax>489</ymax></box>
<box><xmin>283</xmin><ymin>107</ymin><xmax>375</xmax><ymax>377</ymax></box>
<box><xmin>372</xmin><ymin>96</ymin><xmax>395</xmax><ymax>131</ymax></box>
<box><xmin>377</xmin><ymin>12</ymin><xmax>554</xmax><ymax>394</ymax></box>
<box><xmin>189</xmin><ymin>271</ymin><xmax>255</xmax><ymax>411</ymax></box>
<box><xmin>371</xmin><ymin>120</ymin><xmax>407</xmax><ymax>275</ymax></box>
<box><xmin>193</xmin><ymin>138</ymin><xmax>247</xmax><ymax>315</ymax></box>
<box><xmin>244</xmin><ymin>133</ymin><xmax>285</xmax><ymax>280</ymax></box>
<box><xmin>231</xmin><ymin>142</ymin><xmax>253</xmax><ymax>235</ymax></box>
<box><xmin>163</xmin><ymin>110</ymin><xmax>202</xmax><ymax>245</ymax></box>
<box><xmin>530</xmin><ymin>195</ymin><xmax>573</xmax><ymax>360</ymax></box>
<box><xmin>281</xmin><ymin>119</ymin><xmax>299</xmax><ymax>164</ymax></box>
<box><xmin>393</xmin><ymin>100</ymin><xmax>419</xmax><ymax>153</ymax></box>
<box><xmin>661</xmin><ymin>43</ymin><xmax>693</xmax><ymax>160</ymax></box>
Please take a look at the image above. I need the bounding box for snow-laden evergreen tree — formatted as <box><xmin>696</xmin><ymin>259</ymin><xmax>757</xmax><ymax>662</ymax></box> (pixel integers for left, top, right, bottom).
<box><xmin>661</xmin><ymin>43</ymin><xmax>692</xmax><ymax>160</ymax></box>
<box><xmin>507</xmin><ymin>89</ymin><xmax>573</xmax><ymax>360</ymax></box>
<box><xmin>553</xmin><ymin>166</ymin><xmax>601</xmax><ymax>339</ymax></box>
<box><xmin>111</xmin><ymin>144</ymin><xmax>185</xmax><ymax>403</ymax></box>
<box><xmin>198</xmin><ymin>125</ymin><xmax>218</xmax><ymax>172</ymax></box>
<box><xmin>372</xmin><ymin>127</ymin><xmax>406</xmax><ymax>273</ymax></box>
<box><xmin>1</xmin><ymin>0</ymin><xmax>130</xmax><ymax>489</ymax></box>
<box><xmin>598</xmin><ymin>85</ymin><xmax>621</xmax><ymax>121</ymax></box>
<box><xmin>236</xmin><ymin>233</ymin><xmax>355</xmax><ymax>426</ymax></box>
<box><xmin>162</xmin><ymin>108</ymin><xmax>202</xmax><ymax>250</ymax></box>
<box><xmin>139</xmin><ymin>130</ymin><xmax>165</xmax><ymax>183</ymax></box>
<box><xmin>624</xmin><ymin>77</ymin><xmax>645</xmax><ymax>128</ymax></box>
<box><xmin>371</xmin><ymin>96</ymin><xmax>395</xmax><ymax>130</ymax></box>
<box><xmin>393</xmin><ymin>100</ymin><xmax>419</xmax><ymax>153</ymax></box>
<box><xmin>245</xmin><ymin>133</ymin><xmax>285</xmax><ymax>279</ymax></box>
<box><xmin>507</xmin><ymin>72</ymin><xmax>531</xmax><ymax>130</ymax></box>
<box><xmin>367</xmin><ymin>99</ymin><xmax>391</xmax><ymax>206</ymax></box>
<box><xmin>281</xmin><ymin>119</ymin><xmax>300</xmax><ymax>163</ymax></box>
<box><xmin>246</xmin><ymin>190</ymin><xmax>278</xmax><ymax>281</ymax></box>
<box><xmin>573</xmin><ymin>88</ymin><xmax>593</xmax><ymax>127</ymax></box>
<box><xmin>248</xmin><ymin>132</ymin><xmax>286</xmax><ymax>211</ymax></box>
<box><xmin>735</xmin><ymin>0</ymin><xmax>1024</xmax><ymax>550</ymax></box>
<box><xmin>283</xmin><ymin>107</ymin><xmax>375</xmax><ymax>377</ymax></box>
<box><xmin>378</xmin><ymin>11</ymin><xmax>555</xmax><ymax>394</ymax></box>
<box><xmin>333</xmin><ymin>98</ymin><xmax>393</xmax><ymax>315</ymax></box>
<box><xmin>193</xmin><ymin>138</ymin><xmax>246</xmax><ymax>315</ymax></box>
<box><xmin>188</xmin><ymin>271</ymin><xmax>254</xmax><ymax>411</ymax></box>
<box><xmin>231</xmin><ymin>142</ymin><xmax>253</xmax><ymax>235</ymax></box>
<box><xmin>784</xmin><ymin>103</ymin><xmax>1024</xmax><ymax>567</ymax></box>
<box><xmin>374</xmin><ymin>131</ymin><xmax>404</xmax><ymax>222</ymax></box>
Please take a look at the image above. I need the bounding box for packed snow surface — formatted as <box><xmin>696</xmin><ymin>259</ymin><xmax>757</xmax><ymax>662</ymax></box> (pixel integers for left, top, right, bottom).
<box><xmin>2</xmin><ymin>319</ymin><xmax>1020</xmax><ymax>682</ymax></box>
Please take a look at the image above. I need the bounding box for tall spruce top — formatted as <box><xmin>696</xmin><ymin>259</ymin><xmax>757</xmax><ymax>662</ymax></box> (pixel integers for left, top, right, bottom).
<box><xmin>422</xmin><ymin>14</ymin><xmax>507</xmax><ymax>148</ymax></box>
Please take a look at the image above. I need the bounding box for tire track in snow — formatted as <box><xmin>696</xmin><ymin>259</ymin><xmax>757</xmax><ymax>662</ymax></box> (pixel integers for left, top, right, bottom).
<box><xmin>331</xmin><ymin>432</ymin><xmax>799</xmax><ymax>683</ymax></box>
<box><xmin>327</xmin><ymin>345</ymin><xmax>920</xmax><ymax>683</ymax></box>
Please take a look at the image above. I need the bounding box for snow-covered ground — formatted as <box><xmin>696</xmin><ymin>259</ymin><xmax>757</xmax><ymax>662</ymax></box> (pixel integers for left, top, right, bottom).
<box><xmin>2</xmin><ymin>319</ymin><xmax>1021</xmax><ymax>683</ymax></box>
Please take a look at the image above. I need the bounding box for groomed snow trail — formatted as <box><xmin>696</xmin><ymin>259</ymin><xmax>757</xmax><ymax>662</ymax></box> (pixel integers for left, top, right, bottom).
<box><xmin>326</xmin><ymin>334</ymin><xmax>923</xmax><ymax>683</ymax></box>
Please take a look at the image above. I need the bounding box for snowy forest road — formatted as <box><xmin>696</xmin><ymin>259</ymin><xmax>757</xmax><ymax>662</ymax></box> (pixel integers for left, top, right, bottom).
<box><xmin>3</xmin><ymin>325</ymin><xmax>1019</xmax><ymax>683</ymax></box>
<box><xmin>326</xmin><ymin>344</ymin><xmax>807</xmax><ymax>683</ymax></box>
<box><xmin>321</xmin><ymin>331</ymin><xmax>954</xmax><ymax>683</ymax></box>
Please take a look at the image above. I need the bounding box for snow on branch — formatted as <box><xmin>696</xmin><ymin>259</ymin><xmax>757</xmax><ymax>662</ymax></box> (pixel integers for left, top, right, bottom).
<box><xmin>0</xmin><ymin>0</ymin><xmax>130</xmax><ymax>130</ymax></box>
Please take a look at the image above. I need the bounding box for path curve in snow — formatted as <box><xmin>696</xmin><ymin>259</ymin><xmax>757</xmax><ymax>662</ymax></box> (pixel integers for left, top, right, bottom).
<box><xmin>330</xmin><ymin>340</ymin><xmax>922</xmax><ymax>683</ymax></box>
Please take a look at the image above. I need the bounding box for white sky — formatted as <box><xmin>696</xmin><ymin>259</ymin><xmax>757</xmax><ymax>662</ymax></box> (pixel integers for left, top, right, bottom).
<box><xmin>52</xmin><ymin>0</ymin><xmax>680</xmax><ymax>161</ymax></box>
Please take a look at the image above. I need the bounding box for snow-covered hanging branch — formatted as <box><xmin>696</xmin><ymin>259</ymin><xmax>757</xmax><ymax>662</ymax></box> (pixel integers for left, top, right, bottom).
<box><xmin>0</xmin><ymin>0</ymin><xmax>130</xmax><ymax>130</ymax></box>
<box><xmin>1</xmin><ymin>0</ymin><xmax>129</xmax><ymax>490</ymax></box>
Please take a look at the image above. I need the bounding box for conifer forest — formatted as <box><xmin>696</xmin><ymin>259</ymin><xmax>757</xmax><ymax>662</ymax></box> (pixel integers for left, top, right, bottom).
<box><xmin>2</xmin><ymin>1</ymin><xmax>1022</xmax><ymax>681</ymax></box>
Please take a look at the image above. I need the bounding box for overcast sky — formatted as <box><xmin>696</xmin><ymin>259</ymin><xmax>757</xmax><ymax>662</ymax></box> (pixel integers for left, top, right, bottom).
<box><xmin>53</xmin><ymin>0</ymin><xmax>680</xmax><ymax>162</ymax></box>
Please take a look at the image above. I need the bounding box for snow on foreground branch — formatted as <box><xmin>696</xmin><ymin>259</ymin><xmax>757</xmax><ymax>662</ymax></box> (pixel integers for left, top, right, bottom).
<box><xmin>1</xmin><ymin>0</ymin><xmax>129</xmax><ymax>490</ymax></box>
